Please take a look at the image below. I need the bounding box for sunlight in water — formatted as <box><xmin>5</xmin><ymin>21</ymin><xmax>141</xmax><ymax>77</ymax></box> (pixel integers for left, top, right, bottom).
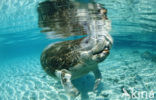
<box><xmin>0</xmin><ymin>0</ymin><xmax>156</xmax><ymax>100</ymax></box>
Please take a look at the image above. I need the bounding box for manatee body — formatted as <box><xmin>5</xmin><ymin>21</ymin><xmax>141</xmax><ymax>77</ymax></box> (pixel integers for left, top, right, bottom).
<box><xmin>40</xmin><ymin>35</ymin><xmax>111</xmax><ymax>97</ymax></box>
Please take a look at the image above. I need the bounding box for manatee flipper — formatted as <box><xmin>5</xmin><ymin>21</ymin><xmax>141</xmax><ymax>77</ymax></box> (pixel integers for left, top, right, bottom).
<box><xmin>93</xmin><ymin>68</ymin><xmax>102</xmax><ymax>92</ymax></box>
<box><xmin>56</xmin><ymin>69</ymin><xmax>80</xmax><ymax>98</ymax></box>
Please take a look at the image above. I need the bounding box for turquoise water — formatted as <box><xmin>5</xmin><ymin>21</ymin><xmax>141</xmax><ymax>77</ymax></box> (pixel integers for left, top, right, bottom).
<box><xmin>0</xmin><ymin>0</ymin><xmax>156</xmax><ymax>100</ymax></box>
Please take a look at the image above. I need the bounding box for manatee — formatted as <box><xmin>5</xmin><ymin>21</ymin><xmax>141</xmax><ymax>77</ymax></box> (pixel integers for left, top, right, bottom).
<box><xmin>38</xmin><ymin>0</ymin><xmax>113</xmax><ymax>98</ymax></box>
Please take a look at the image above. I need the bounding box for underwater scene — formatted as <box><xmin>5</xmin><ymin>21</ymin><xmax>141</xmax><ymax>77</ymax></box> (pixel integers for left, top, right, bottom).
<box><xmin>0</xmin><ymin>0</ymin><xmax>156</xmax><ymax>100</ymax></box>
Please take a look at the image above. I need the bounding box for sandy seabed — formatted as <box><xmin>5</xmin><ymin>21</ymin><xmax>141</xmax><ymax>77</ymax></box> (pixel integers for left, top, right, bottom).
<box><xmin>0</xmin><ymin>47</ymin><xmax>156</xmax><ymax>100</ymax></box>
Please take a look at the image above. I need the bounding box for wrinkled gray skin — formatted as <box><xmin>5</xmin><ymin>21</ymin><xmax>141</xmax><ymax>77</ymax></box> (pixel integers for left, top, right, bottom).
<box><xmin>39</xmin><ymin>0</ymin><xmax>113</xmax><ymax>98</ymax></box>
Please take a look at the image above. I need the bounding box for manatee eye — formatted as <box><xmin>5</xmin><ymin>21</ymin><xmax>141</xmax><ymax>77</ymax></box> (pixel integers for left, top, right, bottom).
<box><xmin>85</xmin><ymin>39</ymin><xmax>89</xmax><ymax>43</ymax></box>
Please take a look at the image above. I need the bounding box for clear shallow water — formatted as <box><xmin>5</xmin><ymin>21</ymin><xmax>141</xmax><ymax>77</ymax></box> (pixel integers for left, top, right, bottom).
<box><xmin>0</xmin><ymin>0</ymin><xmax>156</xmax><ymax>100</ymax></box>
